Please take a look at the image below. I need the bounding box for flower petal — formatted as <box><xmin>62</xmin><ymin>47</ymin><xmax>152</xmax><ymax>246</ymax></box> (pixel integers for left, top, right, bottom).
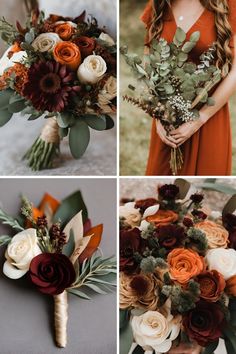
<box><xmin>143</xmin><ymin>204</ymin><xmax>160</xmax><ymax>218</ymax></box>
<box><xmin>3</xmin><ymin>261</ymin><xmax>28</xmax><ymax>279</ymax></box>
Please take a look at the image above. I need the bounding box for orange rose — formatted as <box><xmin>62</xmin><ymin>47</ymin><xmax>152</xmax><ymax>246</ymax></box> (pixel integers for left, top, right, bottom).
<box><xmin>146</xmin><ymin>209</ymin><xmax>178</xmax><ymax>227</ymax></box>
<box><xmin>53</xmin><ymin>42</ymin><xmax>81</xmax><ymax>70</ymax></box>
<box><xmin>226</xmin><ymin>275</ymin><xmax>236</xmax><ymax>296</ymax></box>
<box><xmin>54</xmin><ymin>23</ymin><xmax>74</xmax><ymax>40</ymax></box>
<box><xmin>167</xmin><ymin>248</ymin><xmax>205</xmax><ymax>284</ymax></box>
<box><xmin>195</xmin><ymin>220</ymin><xmax>229</xmax><ymax>249</ymax></box>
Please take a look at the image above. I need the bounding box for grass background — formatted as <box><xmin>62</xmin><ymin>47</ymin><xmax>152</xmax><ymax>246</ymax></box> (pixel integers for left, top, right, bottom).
<box><xmin>120</xmin><ymin>0</ymin><xmax>236</xmax><ymax>176</ymax></box>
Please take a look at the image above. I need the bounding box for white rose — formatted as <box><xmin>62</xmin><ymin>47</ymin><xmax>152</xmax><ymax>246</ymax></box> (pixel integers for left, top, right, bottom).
<box><xmin>0</xmin><ymin>47</ymin><xmax>27</xmax><ymax>76</ymax></box>
<box><xmin>98</xmin><ymin>76</ymin><xmax>116</xmax><ymax>113</ymax></box>
<box><xmin>131</xmin><ymin>309</ymin><xmax>181</xmax><ymax>353</ymax></box>
<box><xmin>32</xmin><ymin>32</ymin><xmax>62</xmax><ymax>52</ymax></box>
<box><xmin>119</xmin><ymin>202</ymin><xmax>141</xmax><ymax>228</ymax></box>
<box><xmin>3</xmin><ymin>228</ymin><xmax>41</xmax><ymax>279</ymax></box>
<box><xmin>206</xmin><ymin>248</ymin><xmax>236</xmax><ymax>280</ymax></box>
<box><xmin>99</xmin><ymin>32</ymin><xmax>115</xmax><ymax>46</ymax></box>
<box><xmin>77</xmin><ymin>55</ymin><xmax>107</xmax><ymax>84</ymax></box>
<box><xmin>55</xmin><ymin>20</ymin><xmax>77</xmax><ymax>28</ymax></box>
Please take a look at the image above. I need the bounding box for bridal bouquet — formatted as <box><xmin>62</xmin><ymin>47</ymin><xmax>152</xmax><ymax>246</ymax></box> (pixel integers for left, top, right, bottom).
<box><xmin>0</xmin><ymin>9</ymin><xmax>116</xmax><ymax>170</ymax></box>
<box><xmin>120</xmin><ymin>180</ymin><xmax>236</xmax><ymax>354</ymax></box>
<box><xmin>0</xmin><ymin>190</ymin><xmax>116</xmax><ymax>347</ymax></box>
<box><xmin>121</xmin><ymin>28</ymin><xmax>221</xmax><ymax>175</ymax></box>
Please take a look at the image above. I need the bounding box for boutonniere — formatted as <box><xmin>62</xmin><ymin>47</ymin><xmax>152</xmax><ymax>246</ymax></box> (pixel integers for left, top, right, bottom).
<box><xmin>0</xmin><ymin>190</ymin><xmax>116</xmax><ymax>347</ymax></box>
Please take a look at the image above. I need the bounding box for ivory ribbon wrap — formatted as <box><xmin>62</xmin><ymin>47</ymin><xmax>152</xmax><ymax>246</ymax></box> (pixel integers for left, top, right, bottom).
<box><xmin>41</xmin><ymin>117</ymin><xmax>60</xmax><ymax>144</ymax></box>
<box><xmin>54</xmin><ymin>290</ymin><xmax>68</xmax><ymax>348</ymax></box>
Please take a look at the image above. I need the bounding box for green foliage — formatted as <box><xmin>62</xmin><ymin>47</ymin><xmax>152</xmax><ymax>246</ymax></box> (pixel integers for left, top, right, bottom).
<box><xmin>0</xmin><ymin>235</ymin><xmax>11</xmax><ymax>247</ymax></box>
<box><xmin>62</xmin><ymin>229</ymin><xmax>75</xmax><ymax>257</ymax></box>
<box><xmin>202</xmin><ymin>340</ymin><xmax>219</xmax><ymax>354</ymax></box>
<box><xmin>141</xmin><ymin>223</ymin><xmax>156</xmax><ymax>239</ymax></box>
<box><xmin>185</xmin><ymin>227</ymin><xmax>208</xmax><ymax>253</ymax></box>
<box><xmin>120</xmin><ymin>309</ymin><xmax>130</xmax><ymax>329</ymax></box>
<box><xmin>140</xmin><ymin>256</ymin><xmax>167</xmax><ymax>273</ymax></box>
<box><xmin>0</xmin><ymin>17</ymin><xmax>19</xmax><ymax>45</ymax></box>
<box><xmin>69</xmin><ymin>120</ymin><xmax>90</xmax><ymax>159</ymax></box>
<box><xmin>68</xmin><ymin>252</ymin><xmax>116</xmax><ymax>299</ymax></box>
<box><xmin>0</xmin><ymin>209</ymin><xmax>24</xmax><ymax>232</ymax></box>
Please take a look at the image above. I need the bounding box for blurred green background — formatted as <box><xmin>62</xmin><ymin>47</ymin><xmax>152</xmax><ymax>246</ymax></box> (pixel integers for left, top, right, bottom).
<box><xmin>120</xmin><ymin>0</ymin><xmax>236</xmax><ymax>176</ymax></box>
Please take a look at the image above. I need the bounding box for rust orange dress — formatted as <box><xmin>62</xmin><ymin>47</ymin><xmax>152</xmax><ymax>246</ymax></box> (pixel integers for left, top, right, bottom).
<box><xmin>141</xmin><ymin>0</ymin><xmax>236</xmax><ymax>176</ymax></box>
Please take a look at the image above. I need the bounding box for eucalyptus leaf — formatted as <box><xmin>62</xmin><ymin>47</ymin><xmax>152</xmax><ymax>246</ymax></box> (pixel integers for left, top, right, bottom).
<box><xmin>0</xmin><ymin>109</ymin><xmax>13</xmax><ymax>126</ymax></box>
<box><xmin>190</xmin><ymin>31</ymin><xmax>200</xmax><ymax>42</ymax></box>
<box><xmin>103</xmin><ymin>114</ymin><xmax>115</xmax><ymax>130</ymax></box>
<box><xmin>0</xmin><ymin>89</ymin><xmax>13</xmax><ymax>110</ymax></box>
<box><xmin>69</xmin><ymin>120</ymin><xmax>90</xmax><ymax>159</ymax></box>
<box><xmin>0</xmin><ymin>235</ymin><xmax>11</xmax><ymax>247</ymax></box>
<box><xmin>62</xmin><ymin>229</ymin><xmax>75</xmax><ymax>257</ymax></box>
<box><xmin>174</xmin><ymin>178</ymin><xmax>191</xmax><ymax>199</ymax></box>
<box><xmin>120</xmin><ymin>309</ymin><xmax>130</xmax><ymax>330</ymax></box>
<box><xmin>57</xmin><ymin>112</ymin><xmax>72</xmax><ymax>128</ymax></box>
<box><xmin>59</xmin><ymin>127</ymin><xmax>68</xmax><ymax>138</ymax></box>
<box><xmin>174</xmin><ymin>27</ymin><xmax>186</xmax><ymax>45</ymax></box>
<box><xmin>182</xmin><ymin>41</ymin><xmax>196</xmax><ymax>53</ymax></box>
<box><xmin>82</xmin><ymin>114</ymin><xmax>106</xmax><ymax>131</ymax></box>
<box><xmin>68</xmin><ymin>288</ymin><xmax>91</xmax><ymax>300</ymax></box>
<box><xmin>120</xmin><ymin>322</ymin><xmax>133</xmax><ymax>354</ymax></box>
<box><xmin>8</xmin><ymin>99</ymin><xmax>26</xmax><ymax>113</ymax></box>
<box><xmin>202</xmin><ymin>340</ymin><xmax>219</xmax><ymax>354</ymax></box>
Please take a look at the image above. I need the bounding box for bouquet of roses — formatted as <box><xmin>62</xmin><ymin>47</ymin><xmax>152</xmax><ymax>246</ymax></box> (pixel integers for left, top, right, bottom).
<box><xmin>120</xmin><ymin>180</ymin><xmax>236</xmax><ymax>354</ymax></box>
<box><xmin>121</xmin><ymin>28</ymin><xmax>221</xmax><ymax>175</ymax></box>
<box><xmin>0</xmin><ymin>190</ymin><xmax>116</xmax><ymax>347</ymax></box>
<box><xmin>0</xmin><ymin>9</ymin><xmax>116</xmax><ymax>170</ymax></box>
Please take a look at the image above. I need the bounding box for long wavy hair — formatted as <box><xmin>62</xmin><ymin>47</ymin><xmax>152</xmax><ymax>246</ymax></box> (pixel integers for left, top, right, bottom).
<box><xmin>149</xmin><ymin>0</ymin><xmax>233</xmax><ymax>77</ymax></box>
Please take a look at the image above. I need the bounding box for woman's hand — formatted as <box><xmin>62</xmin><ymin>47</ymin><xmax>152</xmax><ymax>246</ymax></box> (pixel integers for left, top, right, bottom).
<box><xmin>155</xmin><ymin>120</ymin><xmax>178</xmax><ymax>148</ymax></box>
<box><xmin>169</xmin><ymin>113</ymin><xmax>207</xmax><ymax>146</ymax></box>
<box><xmin>168</xmin><ymin>342</ymin><xmax>202</xmax><ymax>354</ymax></box>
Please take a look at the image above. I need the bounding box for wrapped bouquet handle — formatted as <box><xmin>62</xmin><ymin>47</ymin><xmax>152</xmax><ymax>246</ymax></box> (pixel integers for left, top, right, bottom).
<box><xmin>54</xmin><ymin>291</ymin><xmax>68</xmax><ymax>348</ymax></box>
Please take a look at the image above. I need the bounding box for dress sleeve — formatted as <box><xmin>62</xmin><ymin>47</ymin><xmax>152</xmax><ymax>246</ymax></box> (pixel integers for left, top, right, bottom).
<box><xmin>140</xmin><ymin>0</ymin><xmax>153</xmax><ymax>29</ymax></box>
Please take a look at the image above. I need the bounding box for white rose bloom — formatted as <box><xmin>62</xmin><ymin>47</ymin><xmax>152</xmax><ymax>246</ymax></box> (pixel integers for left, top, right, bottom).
<box><xmin>55</xmin><ymin>20</ymin><xmax>77</xmax><ymax>28</ymax></box>
<box><xmin>206</xmin><ymin>248</ymin><xmax>236</xmax><ymax>280</ymax></box>
<box><xmin>77</xmin><ymin>55</ymin><xmax>107</xmax><ymax>84</ymax></box>
<box><xmin>119</xmin><ymin>202</ymin><xmax>141</xmax><ymax>228</ymax></box>
<box><xmin>32</xmin><ymin>32</ymin><xmax>62</xmax><ymax>52</ymax></box>
<box><xmin>131</xmin><ymin>308</ymin><xmax>181</xmax><ymax>353</ymax></box>
<box><xmin>0</xmin><ymin>47</ymin><xmax>27</xmax><ymax>76</ymax></box>
<box><xmin>98</xmin><ymin>76</ymin><xmax>116</xmax><ymax>113</ymax></box>
<box><xmin>99</xmin><ymin>32</ymin><xmax>115</xmax><ymax>46</ymax></box>
<box><xmin>3</xmin><ymin>228</ymin><xmax>41</xmax><ymax>279</ymax></box>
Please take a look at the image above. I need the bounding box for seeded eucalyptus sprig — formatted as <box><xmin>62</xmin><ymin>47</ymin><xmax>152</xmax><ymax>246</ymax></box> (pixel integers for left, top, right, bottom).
<box><xmin>0</xmin><ymin>17</ymin><xmax>19</xmax><ymax>45</ymax></box>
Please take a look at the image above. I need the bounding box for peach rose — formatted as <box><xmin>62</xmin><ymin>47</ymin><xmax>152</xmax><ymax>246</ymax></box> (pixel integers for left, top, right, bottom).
<box><xmin>226</xmin><ymin>275</ymin><xmax>236</xmax><ymax>296</ymax></box>
<box><xmin>54</xmin><ymin>22</ymin><xmax>75</xmax><ymax>40</ymax></box>
<box><xmin>146</xmin><ymin>209</ymin><xmax>178</xmax><ymax>227</ymax></box>
<box><xmin>195</xmin><ymin>220</ymin><xmax>229</xmax><ymax>249</ymax></box>
<box><xmin>167</xmin><ymin>248</ymin><xmax>205</xmax><ymax>284</ymax></box>
<box><xmin>53</xmin><ymin>41</ymin><xmax>81</xmax><ymax>70</ymax></box>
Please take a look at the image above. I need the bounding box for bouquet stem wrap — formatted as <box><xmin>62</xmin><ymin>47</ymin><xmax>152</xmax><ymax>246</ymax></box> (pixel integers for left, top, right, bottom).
<box><xmin>54</xmin><ymin>290</ymin><xmax>68</xmax><ymax>348</ymax></box>
<box><xmin>24</xmin><ymin>117</ymin><xmax>60</xmax><ymax>171</ymax></box>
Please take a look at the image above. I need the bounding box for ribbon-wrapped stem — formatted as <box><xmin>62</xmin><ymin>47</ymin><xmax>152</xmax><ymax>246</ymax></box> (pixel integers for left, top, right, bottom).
<box><xmin>54</xmin><ymin>290</ymin><xmax>68</xmax><ymax>348</ymax></box>
<box><xmin>23</xmin><ymin>117</ymin><xmax>60</xmax><ymax>171</ymax></box>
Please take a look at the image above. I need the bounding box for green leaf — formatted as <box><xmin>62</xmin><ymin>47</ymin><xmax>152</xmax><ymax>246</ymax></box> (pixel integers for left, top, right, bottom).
<box><xmin>223</xmin><ymin>326</ymin><xmax>236</xmax><ymax>353</ymax></box>
<box><xmin>62</xmin><ymin>229</ymin><xmax>75</xmax><ymax>257</ymax></box>
<box><xmin>135</xmin><ymin>64</ymin><xmax>147</xmax><ymax>76</ymax></box>
<box><xmin>222</xmin><ymin>194</ymin><xmax>236</xmax><ymax>216</ymax></box>
<box><xmin>202</xmin><ymin>340</ymin><xmax>219</xmax><ymax>354</ymax></box>
<box><xmin>8</xmin><ymin>99</ymin><xmax>26</xmax><ymax>113</ymax></box>
<box><xmin>120</xmin><ymin>322</ymin><xmax>133</xmax><ymax>354</ymax></box>
<box><xmin>59</xmin><ymin>127</ymin><xmax>68</xmax><ymax>138</ymax></box>
<box><xmin>84</xmin><ymin>282</ymin><xmax>108</xmax><ymax>294</ymax></box>
<box><xmin>68</xmin><ymin>288</ymin><xmax>91</xmax><ymax>300</ymax></box>
<box><xmin>120</xmin><ymin>309</ymin><xmax>130</xmax><ymax>330</ymax></box>
<box><xmin>69</xmin><ymin>120</ymin><xmax>90</xmax><ymax>159</ymax></box>
<box><xmin>0</xmin><ymin>235</ymin><xmax>11</xmax><ymax>247</ymax></box>
<box><xmin>207</xmin><ymin>97</ymin><xmax>215</xmax><ymax>106</ymax></box>
<box><xmin>229</xmin><ymin>298</ymin><xmax>236</xmax><ymax>327</ymax></box>
<box><xmin>53</xmin><ymin>190</ymin><xmax>88</xmax><ymax>226</ymax></box>
<box><xmin>0</xmin><ymin>109</ymin><xmax>13</xmax><ymax>126</ymax></box>
<box><xmin>174</xmin><ymin>27</ymin><xmax>186</xmax><ymax>44</ymax></box>
<box><xmin>182</xmin><ymin>41</ymin><xmax>196</xmax><ymax>53</ymax></box>
<box><xmin>225</xmin><ymin>337</ymin><xmax>235</xmax><ymax>354</ymax></box>
<box><xmin>57</xmin><ymin>112</ymin><xmax>72</xmax><ymax>128</ymax></box>
<box><xmin>0</xmin><ymin>209</ymin><xmax>24</xmax><ymax>231</ymax></box>
<box><xmin>178</xmin><ymin>52</ymin><xmax>188</xmax><ymax>62</ymax></box>
<box><xmin>0</xmin><ymin>89</ymin><xmax>13</xmax><ymax>110</ymax></box>
<box><xmin>190</xmin><ymin>31</ymin><xmax>200</xmax><ymax>42</ymax></box>
<box><xmin>82</xmin><ymin>114</ymin><xmax>106</xmax><ymax>131</ymax></box>
<box><xmin>103</xmin><ymin>114</ymin><xmax>115</xmax><ymax>130</ymax></box>
<box><xmin>199</xmin><ymin>182</ymin><xmax>236</xmax><ymax>196</ymax></box>
<box><xmin>133</xmin><ymin>346</ymin><xmax>145</xmax><ymax>354</ymax></box>
<box><xmin>174</xmin><ymin>178</ymin><xmax>191</xmax><ymax>199</ymax></box>
<box><xmin>163</xmin><ymin>83</ymin><xmax>174</xmax><ymax>94</ymax></box>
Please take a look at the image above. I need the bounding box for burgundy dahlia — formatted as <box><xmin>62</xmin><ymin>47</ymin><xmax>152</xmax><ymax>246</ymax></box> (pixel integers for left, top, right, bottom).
<box><xmin>155</xmin><ymin>224</ymin><xmax>185</xmax><ymax>249</ymax></box>
<box><xmin>120</xmin><ymin>228</ymin><xmax>142</xmax><ymax>273</ymax></box>
<box><xmin>190</xmin><ymin>193</ymin><xmax>204</xmax><ymax>204</ymax></box>
<box><xmin>192</xmin><ymin>209</ymin><xmax>207</xmax><ymax>220</ymax></box>
<box><xmin>22</xmin><ymin>60</ymin><xmax>81</xmax><ymax>112</ymax></box>
<box><xmin>158</xmin><ymin>184</ymin><xmax>179</xmax><ymax>201</ymax></box>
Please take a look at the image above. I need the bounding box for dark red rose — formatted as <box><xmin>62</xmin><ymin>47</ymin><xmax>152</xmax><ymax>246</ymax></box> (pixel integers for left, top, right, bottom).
<box><xmin>73</xmin><ymin>36</ymin><xmax>96</xmax><ymax>57</ymax></box>
<box><xmin>135</xmin><ymin>198</ymin><xmax>158</xmax><ymax>214</ymax></box>
<box><xmin>120</xmin><ymin>228</ymin><xmax>141</xmax><ymax>273</ymax></box>
<box><xmin>158</xmin><ymin>184</ymin><xmax>179</xmax><ymax>200</ymax></box>
<box><xmin>29</xmin><ymin>253</ymin><xmax>76</xmax><ymax>295</ymax></box>
<box><xmin>183</xmin><ymin>217</ymin><xmax>194</xmax><ymax>228</ymax></box>
<box><xmin>196</xmin><ymin>270</ymin><xmax>226</xmax><ymax>302</ymax></box>
<box><xmin>183</xmin><ymin>301</ymin><xmax>225</xmax><ymax>347</ymax></box>
<box><xmin>155</xmin><ymin>224</ymin><xmax>185</xmax><ymax>249</ymax></box>
<box><xmin>191</xmin><ymin>209</ymin><xmax>207</xmax><ymax>220</ymax></box>
<box><xmin>190</xmin><ymin>193</ymin><xmax>204</xmax><ymax>204</ymax></box>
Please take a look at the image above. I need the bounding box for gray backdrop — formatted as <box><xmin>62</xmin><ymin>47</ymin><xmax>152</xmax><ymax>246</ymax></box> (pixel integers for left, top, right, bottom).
<box><xmin>0</xmin><ymin>178</ymin><xmax>117</xmax><ymax>354</ymax></box>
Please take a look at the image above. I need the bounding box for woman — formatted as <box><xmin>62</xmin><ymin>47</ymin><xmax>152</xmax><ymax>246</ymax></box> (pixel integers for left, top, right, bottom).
<box><xmin>141</xmin><ymin>0</ymin><xmax>236</xmax><ymax>176</ymax></box>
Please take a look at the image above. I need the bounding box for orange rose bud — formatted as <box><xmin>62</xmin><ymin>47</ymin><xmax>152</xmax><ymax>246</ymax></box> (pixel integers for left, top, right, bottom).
<box><xmin>197</xmin><ymin>270</ymin><xmax>226</xmax><ymax>302</ymax></box>
<box><xmin>54</xmin><ymin>23</ymin><xmax>74</xmax><ymax>40</ymax></box>
<box><xmin>167</xmin><ymin>248</ymin><xmax>205</xmax><ymax>284</ymax></box>
<box><xmin>146</xmin><ymin>209</ymin><xmax>178</xmax><ymax>227</ymax></box>
<box><xmin>73</xmin><ymin>36</ymin><xmax>96</xmax><ymax>57</ymax></box>
<box><xmin>226</xmin><ymin>275</ymin><xmax>236</xmax><ymax>296</ymax></box>
<box><xmin>53</xmin><ymin>41</ymin><xmax>81</xmax><ymax>71</ymax></box>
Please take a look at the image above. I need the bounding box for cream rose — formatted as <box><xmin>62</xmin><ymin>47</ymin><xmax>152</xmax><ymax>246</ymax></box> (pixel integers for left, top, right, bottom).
<box><xmin>32</xmin><ymin>33</ymin><xmax>62</xmax><ymax>52</ymax></box>
<box><xmin>99</xmin><ymin>32</ymin><xmax>115</xmax><ymax>46</ymax></box>
<box><xmin>0</xmin><ymin>47</ymin><xmax>27</xmax><ymax>76</ymax></box>
<box><xmin>119</xmin><ymin>202</ymin><xmax>141</xmax><ymax>228</ymax></box>
<box><xmin>195</xmin><ymin>220</ymin><xmax>229</xmax><ymax>249</ymax></box>
<box><xmin>3</xmin><ymin>229</ymin><xmax>41</xmax><ymax>279</ymax></box>
<box><xmin>131</xmin><ymin>307</ymin><xmax>181</xmax><ymax>353</ymax></box>
<box><xmin>206</xmin><ymin>248</ymin><xmax>236</xmax><ymax>280</ymax></box>
<box><xmin>98</xmin><ymin>76</ymin><xmax>117</xmax><ymax>113</ymax></box>
<box><xmin>54</xmin><ymin>20</ymin><xmax>77</xmax><ymax>28</ymax></box>
<box><xmin>77</xmin><ymin>55</ymin><xmax>107</xmax><ymax>84</ymax></box>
